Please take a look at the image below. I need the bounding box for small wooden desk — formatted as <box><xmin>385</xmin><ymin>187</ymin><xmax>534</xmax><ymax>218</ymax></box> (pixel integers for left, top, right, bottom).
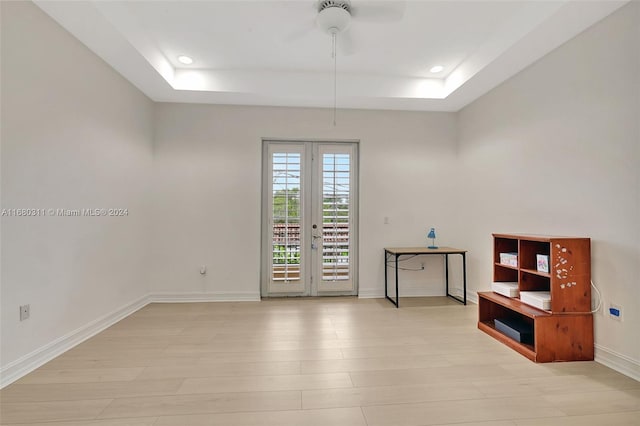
<box><xmin>384</xmin><ymin>247</ymin><xmax>467</xmax><ymax>308</ymax></box>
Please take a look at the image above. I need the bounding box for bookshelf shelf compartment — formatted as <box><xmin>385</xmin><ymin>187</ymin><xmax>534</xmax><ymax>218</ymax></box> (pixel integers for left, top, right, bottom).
<box><xmin>520</xmin><ymin>268</ymin><xmax>550</xmax><ymax>278</ymax></box>
<box><xmin>495</xmin><ymin>263</ymin><xmax>518</xmax><ymax>271</ymax></box>
<box><xmin>494</xmin><ymin>263</ymin><xmax>518</xmax><ymax>282</ymax></box>
<box><xmin>479</xmin><ymin>234</ymin><xmax>594</xmax><ymax>363</ymax></box>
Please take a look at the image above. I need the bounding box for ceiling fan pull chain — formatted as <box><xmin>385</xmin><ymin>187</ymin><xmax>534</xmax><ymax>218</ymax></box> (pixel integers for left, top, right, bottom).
<box><xmin>331</xmin><ymin>31</ymin><xmax>337</xmax><ymax>59</ymax></box>
<box><xmin>333</xmin><ymin>32</ymin><xmax>337</xmax><ymax>126</ymax></box>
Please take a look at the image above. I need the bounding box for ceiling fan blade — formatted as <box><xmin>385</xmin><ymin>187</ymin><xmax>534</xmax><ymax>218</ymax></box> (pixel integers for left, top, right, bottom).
<box><xmin>338</xmin><ymin>29</ymin><xmax>356</xmax><ymax>56</ymax></box>
<box><xmin>283</xmin><ymin>18</ymin><xmax>316</xmax><ymax>42</ymax></box>
<box><xmin>350</xmin><ymin>1</ymin><xmax>406</xmax><ymax>22</ymax></box>
<box><xmin>283</xmin><ymin>1</ymin><xmax>318</xmax><ymax>41</ymax></box>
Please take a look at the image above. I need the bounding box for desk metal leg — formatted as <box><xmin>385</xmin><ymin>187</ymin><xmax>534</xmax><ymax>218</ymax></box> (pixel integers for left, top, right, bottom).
<box><xmin>395</xmin><ymin>254</ymin><xmax>399</xmax><ymax>308</ymax></box>
<box><xmin>445</xmin><ymin>254</ymin><xmax>449</xmax><ymax>298</ymax></box>
<box><xmin>384</xmin><ymin>250</ymin><xmax>398</xmax><ymax>308</ymax></box>
<box><xmin>462</xmin><ymin>252</ymin><xmax>467</xmax><ymax>305</ymax></box>
<box><xmin>384</xmin><ymin>250</ymin><xmax>388</xmax><ymax>300</ymax></box>
<box><xmin>445</xmin><ymin>253</ymin><xmax>467</xmax><ymax>306</ymax></box>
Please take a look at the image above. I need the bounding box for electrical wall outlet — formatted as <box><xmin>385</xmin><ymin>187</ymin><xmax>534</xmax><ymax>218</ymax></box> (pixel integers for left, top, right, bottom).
<box><xmin>608</xmin><ymin>303</ymin><xmax>623</xmax><ymax>321</ymax></box>
<box><xmin>19</xmin><ymin>304</ymin><xmax>30</xmax><ymax>321</ymax></box>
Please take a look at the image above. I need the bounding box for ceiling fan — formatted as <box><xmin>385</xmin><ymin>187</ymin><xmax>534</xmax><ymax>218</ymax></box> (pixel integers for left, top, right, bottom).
<box><xmin>291</xmin><ymin>1</ymin><xmax>405</xmax><ymax>125</ymax></box>
<box><xmin>287</xmin><ymin>0</ymin><xmax>406</xmax><ymax>55</ymax></box>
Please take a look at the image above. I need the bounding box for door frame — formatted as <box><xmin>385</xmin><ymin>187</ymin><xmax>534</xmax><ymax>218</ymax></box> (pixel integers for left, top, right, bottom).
<box><xmin>260</xmin><ymin>138</ymin><xmax>359</xmax><ymax>298</ymax></box>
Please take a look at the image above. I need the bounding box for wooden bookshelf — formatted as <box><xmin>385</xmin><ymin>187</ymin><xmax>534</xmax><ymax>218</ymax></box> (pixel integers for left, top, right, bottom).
<box><xmin>478</xmin><ymin>234</ymin><xmax>594</xmax><ymax>362</ymax></box>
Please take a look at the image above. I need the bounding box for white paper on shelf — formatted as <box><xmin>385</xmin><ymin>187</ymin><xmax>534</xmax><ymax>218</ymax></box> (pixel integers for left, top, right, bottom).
<box><xmin>520</xmin><ymin>291</ymin><xmax>551</xmax><ymax>310</ymax></box>
<box><xmin>491</xmin><ymin>282</ymin><xmax>519</xmax><ymax>297</ymax></box>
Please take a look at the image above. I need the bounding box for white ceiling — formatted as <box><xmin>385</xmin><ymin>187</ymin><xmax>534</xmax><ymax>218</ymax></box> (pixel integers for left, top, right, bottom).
<box><xmin>35</xmin><ymin>0</ymin><xmax>626</xmax><ymax>112</ymax></box>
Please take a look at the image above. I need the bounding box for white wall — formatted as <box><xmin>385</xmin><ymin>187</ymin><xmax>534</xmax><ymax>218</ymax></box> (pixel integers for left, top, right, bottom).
<box><xmin>457</xmin><ymin>2</ymin><xmax>639</xmax><ymax>376</ymax></box>
<box><xmin>151</xmin><ymin>104</ymin><xmax>460</xmax><ymax>299</ymax></box>
<box><xmin>2</xmin><ymin>0</ymin><xmax>638</xmax><ymax>386</ymax></box>
<box><xmin>0</xmin><ymin>1</ymin><xmax>154</xmax><ymax>380</ymax></box>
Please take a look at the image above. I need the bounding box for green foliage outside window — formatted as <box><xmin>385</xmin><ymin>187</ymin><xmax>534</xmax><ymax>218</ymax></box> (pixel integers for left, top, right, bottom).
<box><xmin>273</xmin><ymin>245</ymin><xmax>301</xmax><ymax>265</ymax></box>
<box><xmin>272</xmin><ymin>188</ymin><xmax>300</xmax><ymax>223</ymax></box>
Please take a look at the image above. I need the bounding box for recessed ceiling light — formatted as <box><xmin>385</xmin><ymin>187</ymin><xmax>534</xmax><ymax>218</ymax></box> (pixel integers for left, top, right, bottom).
<box><xmin>177</xmin><ymin>55</ymin><xmax>194</xmax><ymax>65</ymax></box>
<box><xmin>430</xmin><ymin>65</ymin><xmax>444</xmax><ymax>73</ymax></box>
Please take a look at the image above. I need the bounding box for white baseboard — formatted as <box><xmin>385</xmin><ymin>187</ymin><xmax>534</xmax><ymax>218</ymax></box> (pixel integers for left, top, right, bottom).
<box><xmin>0</xmin><ymin>294</ymin><xmax>152</xmax><ymax>389</ymax></box>
<box><xmin>359</xmin><ymin>288</ymin><xmax>477</xmax><ymax>304</ymax></box>
<box><xmin>151</xmin><ymin>291</ymin><xmax>261</xmax><ymax>303</ymax></box>
<box><xmin>359</xmin><ymin>287</ymin><xmax>446</xmax><ymax>299</ymax></box>
<box><xmin>358</xmin><ymin>288</ymin><xmax>384</xmax><ymax>298</ymax></box>
<box><xmin>399</xmin><ymin>288</ymin><xmax>446</xmax><ymax>297</ymax></box>
<box><xmin>595</xmin><ymin>344</ymin><xmax>640</xmax><ymax>382</ymax></box>
<box><xmin>466</xmin><ymin>291</ymin><xmax>479</xmax><ymax>305</ymax></box>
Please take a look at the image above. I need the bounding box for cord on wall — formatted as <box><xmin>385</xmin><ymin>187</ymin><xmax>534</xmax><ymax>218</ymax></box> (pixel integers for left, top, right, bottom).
<box><xmin>590</xmin><ymin>279</ymin><xmax>602</xmax><ymax>314</ymax></box>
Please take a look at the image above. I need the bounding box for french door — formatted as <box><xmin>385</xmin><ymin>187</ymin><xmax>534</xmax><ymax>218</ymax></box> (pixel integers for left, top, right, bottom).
<box><xmin>262</xmin><ymin>141</ymin><xmax>358</xmax><ymax>297</ymax></box>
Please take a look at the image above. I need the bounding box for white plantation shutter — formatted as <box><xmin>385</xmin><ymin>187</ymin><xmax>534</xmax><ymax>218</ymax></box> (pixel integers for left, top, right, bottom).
<box><xmin>271</xmin><ymin>152</ymin><xmax>301</xmax><ymax>282</ymax></box>
<box><xmin>322</xmin><ymin>153</ymin><xmax>350</xmax><ymax>281</ymax></box>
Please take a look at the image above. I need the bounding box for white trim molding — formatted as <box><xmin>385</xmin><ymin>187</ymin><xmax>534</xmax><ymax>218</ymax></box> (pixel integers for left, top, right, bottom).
<box><xmin>358</xmin><ymin>289</ymin><xmax>384</xmax><ymax>299</ymax></box>
<box><xmin>0</xmin><ymin>294</ymin><xmax>152</xmax><ymax>389</ymax></box>
<box><xmin>151</xmin><ymin>292</ymin><xmax>261</xmax><ymax>303</ymax></box>
<box><xmin>595</xmin><ymin>344</ymin><xmax>640</xmax><ymax>382</ymax></box>
<box><xmin>466</xmin><ymin>291</ymin><xmax>479</xmax><ymax>305</ymax></box>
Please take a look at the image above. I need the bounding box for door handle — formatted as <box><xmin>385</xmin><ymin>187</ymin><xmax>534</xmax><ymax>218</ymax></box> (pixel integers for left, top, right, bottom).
<box><xmin>312</xmin><ymin>224</ymin><xmax>321</xmax><ymax>249</ymax></box>
<box><xmin>312</xmin><ymin>224</ymin><xmax>321</xmax><ymax>239</ymax></box>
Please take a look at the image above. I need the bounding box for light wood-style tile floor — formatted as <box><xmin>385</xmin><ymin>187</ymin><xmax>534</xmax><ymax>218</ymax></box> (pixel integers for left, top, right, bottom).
<box><xmin>1</xmin><ymin>297</ymin><xmax>639</xmax><ymax>425</ymax></box>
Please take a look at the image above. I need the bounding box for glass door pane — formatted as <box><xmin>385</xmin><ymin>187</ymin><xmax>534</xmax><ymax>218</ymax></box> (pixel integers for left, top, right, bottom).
<box><xmin>266</xmin><ymin>144</ymin><xmax>307</xmax><ymax>294</ymax></box>
<box><xmin>272</xmin><ymin>152</ymin><xmax>301</xmax><ymax>282</ymax></box>
<box><xmin>322</xmin><ymin>153</ymin><xmax>350</xmax><ymax>281</ymax></box>
<box><xmin>315</xmin><ymin>144</ymin><xmax>356</xmax><ymax>293</ymax></box>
